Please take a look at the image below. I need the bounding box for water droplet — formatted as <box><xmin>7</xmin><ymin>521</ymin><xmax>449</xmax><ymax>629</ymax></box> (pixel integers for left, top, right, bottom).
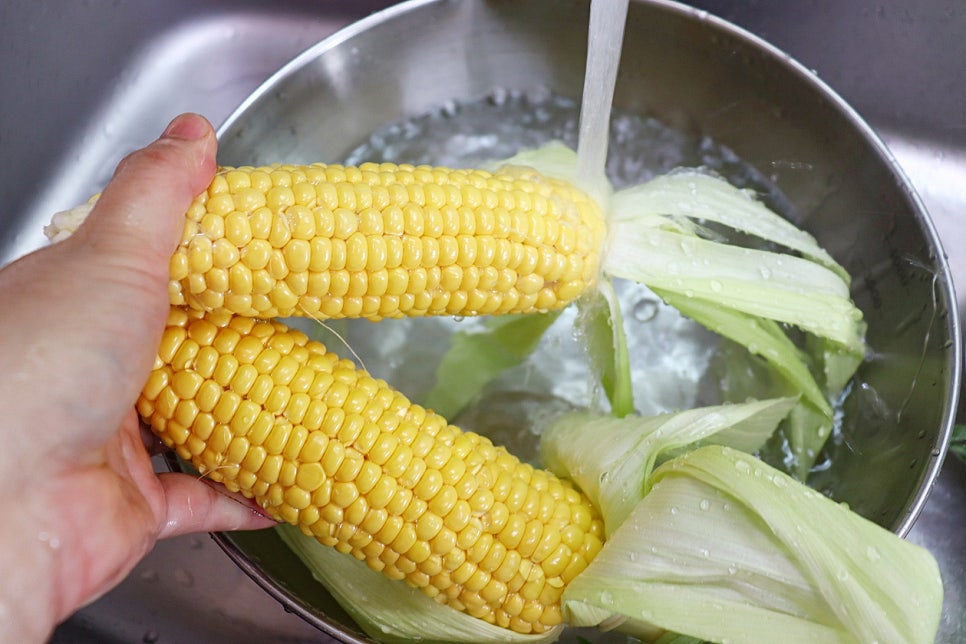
<box><xmin>727</xmin><ymin>563</ymin><xmax>738</xmax><ymax>575</ymax></box>
<box><xmin>142</xmin><ymin>631</ymin><xmax>159</xmax><ymax>643</ymax></box>
<box><xmin>709</xmin><ymin>280</ymin><xmax>723</xmax><ymax>293</ymax></box>
<box><xmin>628</xmin><ymin>551</ymin><xmax>639</xmax><ymax>562</ymax></box>
<box><xmin>699</xmin><ymin>499</ymin><xmax>711</xmax><ymax>511</ymax></box>
<box><xmin>698</xmin><ymin>547</ymin><xmax>710</xmax><ymax>558</ymax></box>
<box><xmin>735</xmin><ymin>460</ymin><xmax>751</xmax><ymax>474</ymax></box>
<box><xmin>632</xmin><ymin>298</ymin><xmax>659</xmax><ymax>322</ymax></box>
<box><xmin>759</xmin><ymin>266</ymin><xmax>772</xmax><ymax>279</ymax></box>
<box><xmin>669</xmin><ymin>506</ymin><xmax>679</xmax><ymax>515</ymax></box>
<box><xmin>139</xmin><ymin>569</ymin><xmax>159</xmax><ymax>583</ymax></box>
<box><xmin>173</xmin><ymin>568</ymin><xmax>194</xmax><ymax>588</ymax></box>
<box><xmin>38</xmin><ymin>531</ymin><xmax>61</xmax><ymax>550</ymax></box>
<box><xmin>866</xmin><ymin>546</ymin><xmax>881</xmax><ymax>562</ymax></box>
<box><xmin>836</xmin><ymin>568</ymin><xmax>850</xmax><ymax>581</ymax></box>
<box><xmin>600</xmin><ymin>590</ymin><xmax>614</xmax><ymax>605</ymax></box>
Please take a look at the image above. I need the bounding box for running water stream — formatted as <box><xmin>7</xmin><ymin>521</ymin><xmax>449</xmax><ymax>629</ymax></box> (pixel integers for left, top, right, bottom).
<box><xmin>575</xmin><ymin>0</ymin><xmax>629</xmax><ymax>192</ymax></box>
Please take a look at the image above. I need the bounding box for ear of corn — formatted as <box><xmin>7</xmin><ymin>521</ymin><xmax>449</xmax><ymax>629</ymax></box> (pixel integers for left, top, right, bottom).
<box><xmin>138</xmin><ymin>307</ymin><xmax>605</xmax><ymax>634</ymax></box>
<box><xmin>176</xmin><ymin>162</ymin><xmax>604</xmax><ymax>320</ymax></box>
<box><xmin>46</xmin><ymin>162</ymin><xmax>605</xmax><ymax>321</ymax></box>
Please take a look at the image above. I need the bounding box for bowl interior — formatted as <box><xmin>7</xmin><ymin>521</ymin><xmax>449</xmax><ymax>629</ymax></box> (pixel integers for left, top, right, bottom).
<box><xmin>209</xmin><ymin>0</ymin><xmax>960</xmax><ymax>640</ymax></box>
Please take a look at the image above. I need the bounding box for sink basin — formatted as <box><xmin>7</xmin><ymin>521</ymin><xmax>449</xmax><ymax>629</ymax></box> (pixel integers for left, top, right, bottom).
<box><xmin>2</xmin><ymin>0</ymin><xmax>962</xmax><ymax>641</ymax></box>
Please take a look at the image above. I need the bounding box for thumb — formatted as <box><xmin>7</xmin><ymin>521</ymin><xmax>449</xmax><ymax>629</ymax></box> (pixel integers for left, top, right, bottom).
<box><xmin>73</xmin><ymin>112</ymin><xmax>217</xmax><ymax>274</ymax></box>
<box><xmin>156</xmin><ymin>472</ymin><xmax>277</xmax><ymax>539</ymax></box>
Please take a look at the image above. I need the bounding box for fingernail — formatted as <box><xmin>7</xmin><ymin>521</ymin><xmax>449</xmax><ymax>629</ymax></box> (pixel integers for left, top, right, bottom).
<box><xmin>162</xmin><ymin>113</ymin><xmax>210</xmax><ymax>141</ymax></box>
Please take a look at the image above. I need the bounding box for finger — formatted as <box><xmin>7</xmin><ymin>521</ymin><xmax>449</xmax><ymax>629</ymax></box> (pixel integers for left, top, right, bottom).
<box><xmin>155</xmin><ymin>472</ymin><xmax>277</xmax><ymax>539</ymax></box>
<box><xmin>73</xmin><ymin>112</ymin><xmax>217</xmax><ymax>272</ymax></box>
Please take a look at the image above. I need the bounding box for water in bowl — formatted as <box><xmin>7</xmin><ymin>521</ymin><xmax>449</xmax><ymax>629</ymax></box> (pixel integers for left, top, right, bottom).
<box><xmin>295</xmin><ymin>88</ymin><xmax>811</xmax><ymax>469</ymax></box>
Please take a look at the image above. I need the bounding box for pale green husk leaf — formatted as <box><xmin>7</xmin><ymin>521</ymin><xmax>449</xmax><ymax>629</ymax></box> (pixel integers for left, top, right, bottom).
<box><xmin>576</xmin><ymin>278</ymin><xmax>634</xmax><ymax>417</ymax></box>
<box><xmin>603</xmin><ymin>221</ymin><xmax>864</xmax><ymax>353</ymax></box>
<box><xmin>277</xmin><ymin>524</ymin><xmax>562</xmax><ymax>644</ymax></box>
<box><xmin>608</xmin><ymin>171</ymin><xmax>848</xmax><ymax>282</ymax></box>
<box><xmin>561</xmin><ymin>446</ymin><xmax>943</xmax><ymax>644</ymax></box>
<box><xmin>422</xmin><ymin>311</ymin><xmax>562</xmax><ymax>418</ymax></box>
<box><xmin>540</xmin><ymin>398</ymin><xmax>796</xmax><ymax>534</ymax></box>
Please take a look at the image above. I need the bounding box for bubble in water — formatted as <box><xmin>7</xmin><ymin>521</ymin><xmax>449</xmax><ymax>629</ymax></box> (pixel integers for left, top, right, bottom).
<box><xmin>439</xmin><ymin>100</ymin><xmax>459</xmax><ymax>118</ymax></box>
<box><xmin>524</xmin><ymin>84</ymin><xmax>552</xmax><ymax>105</ymax></box>
<box><xmin>488</xmin><ymin>87</ymin><xmax>509</xmax><ymax>106</ymax></box>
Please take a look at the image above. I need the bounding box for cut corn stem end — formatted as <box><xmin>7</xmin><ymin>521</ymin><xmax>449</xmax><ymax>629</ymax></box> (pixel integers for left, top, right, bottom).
<box><xmin>44</xmin><ymin>200</ymin><xmax>95</xmax><ymax>241</ymax></box>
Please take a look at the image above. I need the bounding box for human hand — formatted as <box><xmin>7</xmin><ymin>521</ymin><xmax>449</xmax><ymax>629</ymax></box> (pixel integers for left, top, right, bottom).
<box><xmin>0</xmin><ymin>114</ymin><xmax>276</xmax><ymax>643</ymax></box>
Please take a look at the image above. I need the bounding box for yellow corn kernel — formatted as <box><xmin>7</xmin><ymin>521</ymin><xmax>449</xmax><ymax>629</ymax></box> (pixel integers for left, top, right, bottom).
<box><xmin>139</xmin><ymin>307</ymin><xmax>604</xmax><ymax>634</ymax></box>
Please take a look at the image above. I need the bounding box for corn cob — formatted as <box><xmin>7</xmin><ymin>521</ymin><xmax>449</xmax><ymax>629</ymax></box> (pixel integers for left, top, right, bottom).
<box><xmin>48</xmin><ymin>162</ymin><xmax>606</xmax><ymax>321</ymax></box>
<box><xmin>139</xmin><ymin>306</ymin><xmax>605</xmax><ymax>634</ymax></box>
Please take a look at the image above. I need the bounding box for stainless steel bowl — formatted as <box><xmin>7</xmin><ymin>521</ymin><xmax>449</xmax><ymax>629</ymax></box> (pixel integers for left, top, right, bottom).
<box><xmin>202</xmin><ymin>0</ymin><xmax>960</xmax><ymax>640</ymax></box>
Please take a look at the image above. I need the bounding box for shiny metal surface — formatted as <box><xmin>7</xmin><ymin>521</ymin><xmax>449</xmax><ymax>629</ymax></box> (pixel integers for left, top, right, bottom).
<box><xmin>0</xmin><ymin>0</ymin><xmax>961</xmax><ymax>641</ymax></box>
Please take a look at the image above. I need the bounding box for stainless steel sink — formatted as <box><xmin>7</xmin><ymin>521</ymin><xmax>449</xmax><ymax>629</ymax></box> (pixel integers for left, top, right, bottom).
<box><xmin>2</xmin><ymin>0</ymin><xmax>962</xmax><ymax>641</ymax></box>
